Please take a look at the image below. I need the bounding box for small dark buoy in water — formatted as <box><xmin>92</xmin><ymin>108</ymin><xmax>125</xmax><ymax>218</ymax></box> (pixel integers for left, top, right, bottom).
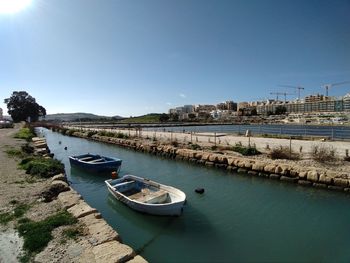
<box><xmin>59</xmin><ymin>141</ymin><xmax>62</xmax><ymax>145</ymax></box>
<box><xmin>64</xmin><ymin>146</ymin><xmax>67</xmax><ymax>150</ymax></box>
<box><xmin>195</xmin><ymin>188</ymin><xmax>205</xmax><ymax>194</ymax></box>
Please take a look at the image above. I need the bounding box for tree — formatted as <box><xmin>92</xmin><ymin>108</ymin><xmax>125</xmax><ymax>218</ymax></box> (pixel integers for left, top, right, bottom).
<box><xmin>188</xmin><ymin>113</ymin><xmax>196</xmax><ymax>121</ymax></box>
<box><xmin>159</xmin><ymin>113</ymin><xmax>169</xmax><ymax>122</ymax></box>
<box><xmin>169</xmin><ymin>113</ymin><xmax>179</xmax><ymax>122</ymax></box>
<box><xmin>4</xmin><ymin>91</ymin><xmax>46</xmax><ymax>122</ymax></box>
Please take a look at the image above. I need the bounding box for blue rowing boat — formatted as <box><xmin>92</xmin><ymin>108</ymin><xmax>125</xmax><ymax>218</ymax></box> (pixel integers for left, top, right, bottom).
<box><xmin>69</xmin><ymin>153</ymin><xmax>122</xmax><ymax>173</ymax></box>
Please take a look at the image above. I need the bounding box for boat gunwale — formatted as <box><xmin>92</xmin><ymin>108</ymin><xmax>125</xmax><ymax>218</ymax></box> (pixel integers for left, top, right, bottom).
<box><xmin>105</xmin><ymin>176</ymin><xmax>186</xmax><ymax>207</ymax></box>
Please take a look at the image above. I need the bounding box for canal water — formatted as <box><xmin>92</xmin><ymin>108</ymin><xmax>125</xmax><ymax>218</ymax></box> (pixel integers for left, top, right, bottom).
<box><xmin>40</xmin><ymin>128</ymin><xmax>350</xmax><ymax>262</ymax></box>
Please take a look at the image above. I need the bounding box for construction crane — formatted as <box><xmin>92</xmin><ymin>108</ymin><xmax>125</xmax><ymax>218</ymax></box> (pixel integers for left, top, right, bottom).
<box><xmin>322</xmin><ymin>81</ymin><xmax>350</xmax><ymax>96</ymax></box>
<box><xmin>270</xmin><ymin>92</ymin><xmax>294</xmax><ymax>102</ymax></box>
<box><xmin>279</xmin><ymin>85</ymin><xmax>305</xmax><ymax>100</ymax></box>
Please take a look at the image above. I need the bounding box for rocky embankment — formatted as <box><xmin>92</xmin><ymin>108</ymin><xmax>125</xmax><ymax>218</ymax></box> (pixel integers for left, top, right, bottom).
<box><xmin>69</xmin><ymin>131</ymin><xmax>350</xmax><ymax>193</ymax></box>
<box><xmin>0</xmin><ymin>126</ymin><xmax>147</xmax><ymax>263</ymax></box>
<box><xmin>32</xmin><ymin>137</ymin><xmax>147</xmax><ymax>263</ymax></box>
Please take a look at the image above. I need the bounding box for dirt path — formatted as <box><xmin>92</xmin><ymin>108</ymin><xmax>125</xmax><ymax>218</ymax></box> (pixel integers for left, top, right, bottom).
<box><xmin>0</xmin><ymin>125</ymin><xmax>59</xmax><ymax>262</ymax></box>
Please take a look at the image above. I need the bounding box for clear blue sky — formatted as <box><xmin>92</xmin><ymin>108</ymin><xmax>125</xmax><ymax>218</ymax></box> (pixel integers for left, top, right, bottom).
<box><xmin>1</xmin><ymin>0</ymin><xmax>349</xmax><ymax>117</ymax></box>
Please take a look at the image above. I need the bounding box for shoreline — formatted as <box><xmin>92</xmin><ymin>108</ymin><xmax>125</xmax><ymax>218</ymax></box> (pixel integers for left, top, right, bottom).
<box><xmin>0</xmin><ymin>126</ymin><xmax>147</xmax><ymax>263</ymax></box>
<box><xmin>59</xmin><ymin>128</ymin><xmax>350</xmax><ymax>194</ymax></box>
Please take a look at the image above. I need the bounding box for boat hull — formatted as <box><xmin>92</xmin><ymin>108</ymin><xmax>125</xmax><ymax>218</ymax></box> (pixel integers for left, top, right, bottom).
<box><xmin>105</xmin><ymin>175</ymin><xmax>186</xmax><ymax>216</ymax></box>
<box><xmin>69</xmin><ymin>154</ymin><xmax>122</xmax><ymax>173</ymax></box>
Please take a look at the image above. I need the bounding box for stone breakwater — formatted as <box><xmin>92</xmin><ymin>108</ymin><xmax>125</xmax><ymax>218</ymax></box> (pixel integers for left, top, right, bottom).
<box><xmin>32</xmin><ymin>137</ymin><xmax>148</xmax><ymax>263</ymax></box>
<box><xmin>68</xmin><ymin>131</ymin><xmax>350</xmax><ymax>194</ymax></box>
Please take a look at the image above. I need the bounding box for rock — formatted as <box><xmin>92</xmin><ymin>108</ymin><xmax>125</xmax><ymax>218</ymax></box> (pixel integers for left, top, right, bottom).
<box><xmin>328</xmin><ymin>185</ymin><xmax>344</xmax><ymax>191</ymax></box>
<box><xmin>252</xmin><ymin>162</ymin><xmax>265</xmax><ymax>172</ymax></box>
<box><xmin>214</xmin><ymin>163</ymin><xmax>227</xmax><ymax>169</ymax></box>
<box><xmin>217</xmin><ymin>155</ymin><xmax>228</xmax><ymax>164</ymax></box>
<box><xmin>205</xmin><ymin>161</ymin><xmax>214</xmax><ymax>167</ymax></box>
<box><xmin>313</xmin><ymin>183</ymin><xmax>327</xmax><ymax>189</ymax></box>
<box><xmin>201</xmin><ymin>153</ymin><xmax>211</xmax><ymax>161</ymax></box>
<box><xmin>79</xmin><ymin>213</ymin><xmax>120</xmax><ymax>245</ymax></box>
<box><xmin>319</xmin><ymin>174</ymin><xmax>332</xmax><ymax>185</ymax></box>
<box><xmin>226</xmin><ymin>166</ymin><xmax>237</xmax><ymax>171</ymax></box>
<box><xmin>258</xmin><ymin>172</ymin><xmax>269</xmax><ymax>177</ymax></box>
<box><xmin>333</xmin><ymin>178</ymin><xmax>348</xmax><ymax>188</ymax></box>
<box><xmin>57</xmin><ymin>189</ymin><xmax>82</xmax><ymax>209</ymax></box>
<box><xmin>298</xmin><ymin>180</ymin><xmax>313</xmax><ymax>186</ymax></box>
<box><xmin>127</xmin><ymin>255</ymin><xmax>148</xmax><ymax>263</ymax></box>
<box><xmin>247</xmin><ymin>171</ymin><xmax>258</xmax><ymax>176</ymax></box>
<box><xmin>237</xmin><ymin>168</ymin><xmax>247</xmax><ymax>174</ymax></box>
<box><xmin>243</xmin><ymin>161</ymin><xmax>253</xmax><ymax>169</ymax></box>
<box><xmin>280</xmin><ymin>176</ymin><xmax>298</xmax><ymax>183</ymax></box>
<box><xmin>298</xmin><ymin>171</ymin><xmax>308</xmax><ymax>179</ymax></box>
<box><xmin>51</xmin><ymin>173</ymin><xmax>67</xmax><ymax>183</ymax></box>
<box><xmin>275</xmin><ymin>166</ymin><xmax>283</xmax><ymax>174</ymax></box>
<box><xmin>41</xmin><ymin>181</ymin><xmax>70</xmax><ymax>202</ymax></box>
<box><xmin>289</xmin><ymin>169</ymin><xmax>299</xmax><ymax>178</ymax></box>
<box><xmin>307</xmin><ymin>171</ymin><xmax>319</xmax><ymax>182</ymax></box>
<box><xmin>264</xmin><ymin>164</ymin><xmax>276</xmax><ymax>173</ymax></box>
<box><xmin>208</xmin><ymin>154</ymin><xmax>218</xmax><ymax>163</ymax></box>
<box><xmin>92</xmin><ymin>241</ymin><xmax>135</xmax><ymax>263</ymax></box>
<box><xmin>68</xmin><ymin>200</ymin><xmax>98</xmax><ymax>218</ymax></box>
<box><xmin>227</xmin><ymin>157</ymin><xmax>236</xmax><ymax>166</ymax></box>
<box><xmin>269</xmin><ymin>174</ymin><xmax>281</xmax><ymax>180</ymax></box>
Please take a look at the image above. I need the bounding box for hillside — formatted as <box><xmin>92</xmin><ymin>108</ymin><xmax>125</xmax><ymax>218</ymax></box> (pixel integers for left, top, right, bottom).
<box><xmin>43</xmin><ymin>113</ymin><xmax>123</xmax><ymax>122</ymax></box>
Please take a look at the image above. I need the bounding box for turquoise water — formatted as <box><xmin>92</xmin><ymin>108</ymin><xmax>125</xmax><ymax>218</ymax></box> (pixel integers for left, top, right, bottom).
<box><xmin>40</xmin><ymin>128</ymin><xmax>350</xmax><ymax>263</ymax></box>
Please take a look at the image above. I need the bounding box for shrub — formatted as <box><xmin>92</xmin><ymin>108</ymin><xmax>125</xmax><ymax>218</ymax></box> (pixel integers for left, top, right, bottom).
<box><xmin>311</xmin><ymin>145</ymin><xmax>336</xmax><ymax>163</ymax></box>
<box><xmin>171</xmin><ymin>141</ymin><xmax>179</xmax><ymax>147</ymax></box>
<box><xmin>21</xmin><ymin>144</ymin><xmax>34</xmax><ymax>154</ymax></box>
<box><xmin>231</xmin><ymin>145</ymin><xmax>261</xmax><ymax>156</ymax></box>
<box><xmin>59</xmin><ymin>128</ymin><xmax>68</xmax><ymax>135</ymax></box>
<box><xmin>190</xmin><ymin>144</ymin><xmax>201</xmax><ymax>150</ymax></box>
<box><xmin>269</xmin><ymin>147</ymin><xmax>300</xmax><ymax>160</ymax></box>
<box><xmin>20</xmin><ymin>157</ymin><xmax>64</xmax><ymax>178</ymax></box>
<box><xmin>14</xmin><ymin>128</ymin><xmax>35</xmax><ymax>141</ymax></box>
<box><xmin>86</xmin><ymin>131</ymin><xmax>97</xmax><ymax>138</ymax></box>
<box><xmin>66</xmin><ymin>129</ymin><xmax>78</xmax><ymax>136</ymax></box>
<box><xmin>116</xmin><ymin>132</ymin><xmax>128</xmax><ymax>139</ymax></box>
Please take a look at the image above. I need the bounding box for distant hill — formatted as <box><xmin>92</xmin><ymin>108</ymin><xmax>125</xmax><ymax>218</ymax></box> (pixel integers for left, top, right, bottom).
<box><xmin>119</xmin><ymin>113</ymin><xmax>167</xmax><ymax>123</ymax></box>
<box><xmin>43</xmin><ymin>113</ymin><xmax>123</xmax><ymax>122</ymax></box>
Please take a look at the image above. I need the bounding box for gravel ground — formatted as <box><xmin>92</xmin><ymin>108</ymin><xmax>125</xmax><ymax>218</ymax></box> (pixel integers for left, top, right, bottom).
<box><xmin>0</xmin><ymin>125</ymin><xmax>65</xmax><ymax>262</ymax></box>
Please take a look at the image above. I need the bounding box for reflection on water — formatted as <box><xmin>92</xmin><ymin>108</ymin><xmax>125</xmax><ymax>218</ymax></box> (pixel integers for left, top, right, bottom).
<box><xmin>40</xmin><ymin>128</ymin><xmax>350</xmax><ymax>262</ymax></box>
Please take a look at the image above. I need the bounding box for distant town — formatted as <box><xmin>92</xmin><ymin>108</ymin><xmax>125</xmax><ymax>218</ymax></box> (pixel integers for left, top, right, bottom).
<box><xmin>1</xmin><ymin>92</ymin><xmax>350</xmax><ymax>125</ymax></box>
<box><xmin>168</xmin><ymin>92</ymin><xmax>350</xmax><ymax>124</ymax></box>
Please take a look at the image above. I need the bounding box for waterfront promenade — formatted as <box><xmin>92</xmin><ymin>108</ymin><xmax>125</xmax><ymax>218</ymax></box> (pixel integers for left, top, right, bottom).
<box><xmin>68</xmin><ymin>126</ymin><xmax>350</xmax><ymax>159</ymax></box>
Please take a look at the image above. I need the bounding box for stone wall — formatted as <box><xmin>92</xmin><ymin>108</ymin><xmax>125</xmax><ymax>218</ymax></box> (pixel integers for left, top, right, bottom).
<box><xmin>32</xmin><ymin>136</ymin><xmax>148</xmax><ymax>263</ymax></box>
<box><xmin>69</xmin><ymin>132</ymin><xmax>350</xmax><ymax>194</ymax></box>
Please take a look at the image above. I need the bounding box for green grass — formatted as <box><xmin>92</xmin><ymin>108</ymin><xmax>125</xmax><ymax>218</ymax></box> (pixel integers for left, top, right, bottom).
<box><xmin>0</xmin><ymin>202</ymin><xmax>31</xmax><ymax>225</ymax></box>
<box><xmin>17</xmin><ymin>211</ymin><xmax>77</xmax><ymax>254</ymax></box>
<box><xmin>0</xmin><ymin>212</ymin><xmax>14</xmax><ymax>225</ymax></box>
<box><xmin>14</xmin><ymin>128</ymin><xmax>35</xmax><ymax>141</ymax></box>
<box><xmin>63</xmin><ymin>226</ymin><xmax>82</xmax><ymax>240</ymax></box>
<box><xmin>119</xmin><ymin>113</ymin><xmax>163</xmax><ymax>123</ymax></box>
<box><xmin>5</xmin><ymin>147</ymin><xmax>26</xmax><ymax>158</ymax></box>
<box><xmin>20</xmin><ymin>157</ymin><xmax>64</xmax><ymax>178</ymax></box>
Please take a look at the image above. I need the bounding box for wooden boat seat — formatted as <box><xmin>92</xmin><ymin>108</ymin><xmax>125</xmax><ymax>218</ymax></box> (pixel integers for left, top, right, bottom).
<box><xmin>129</xmin><ymin>188</ymin><xmax>168</xmax><ymax>204</ymax></box>
<box><xmin>114</xmin><ymin>180</ymin><xmax>135</xmax><ymax>188</ymax></box>
<box><xmin>88</xmin><ymin>158</ymin><xmax>105</xmax><ymax>163</ymax></box>
<box><xmin>79</xmin><ymin>156</ymin><xmax>94</xmax><ymax>161</ymax></box>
